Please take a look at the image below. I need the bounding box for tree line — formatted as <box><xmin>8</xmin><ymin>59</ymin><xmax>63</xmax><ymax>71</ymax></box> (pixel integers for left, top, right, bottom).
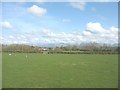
<box><xmin>1</xmin><ymin>42</ymin><xmax>120</xmax><ymax>54</ymax></box>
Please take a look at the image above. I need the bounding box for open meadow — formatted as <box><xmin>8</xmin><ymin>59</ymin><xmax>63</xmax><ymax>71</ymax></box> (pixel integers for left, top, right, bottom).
<box><xmin>2</xmin><ymin>53</ymin><xmax>118</xmax><ymax>88</ymax></box>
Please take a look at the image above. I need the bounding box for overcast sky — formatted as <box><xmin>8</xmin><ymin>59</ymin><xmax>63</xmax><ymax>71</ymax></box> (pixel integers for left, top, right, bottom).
<box><xmin>0</xmin><ymin>1</ymin><xmax>118</xmax><ymax>46</ymax></box>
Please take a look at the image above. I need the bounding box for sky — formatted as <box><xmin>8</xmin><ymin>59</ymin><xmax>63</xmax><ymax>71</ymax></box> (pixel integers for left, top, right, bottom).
<box><xmin>0</xmin><ymin>1</ymin><xmax>119</xmax><ymax>46</ymax></box>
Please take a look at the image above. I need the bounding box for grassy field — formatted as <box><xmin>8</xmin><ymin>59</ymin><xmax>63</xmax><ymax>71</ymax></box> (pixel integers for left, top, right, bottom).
<box><xmin>2</xmin><ymin>53</ymin><xmax>118</xmax><ymax>88</ymax></box>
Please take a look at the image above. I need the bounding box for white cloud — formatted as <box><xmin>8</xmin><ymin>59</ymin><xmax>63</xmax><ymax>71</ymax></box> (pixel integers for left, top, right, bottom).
<box><xmin>9</xmin><ymin>35</ymin><xmax>14</xmax><ymax>39</ymax></box>
<box><xmin>0</xmin><ymin>21</ymin><xmax>13</xmax><ymax>29</ymax></box>
<box><xmin>70</xmin><ymin>2</ymin><xmax>86</xmax><ymax>11</ymax></box>
<box><xmin>85</xmin><ymin>22</ymin><xmax>118</xmax><ymax>44</ymax></box>
<box><xmin>39</xmin><ymin>23</ymin><xmax>118</xmax><ymax>44</ymax></box>
<box><xmin>27</xmin><ymin>5</ymin><xmax>47</xmax><ymax>17</ymax></box>
<box><xmin>86</xmin><ymin>22</ymin><xmax>104</xmax><ymax>33</ymax></box>
<box><xmin>0</xmin><ymin>35</ymin><xmax>3</xmax><ymax>44</ymax></box>
<box><xmin>2</xmin><ymin>22</ymin><xmax>118</xmax><ymax>46</ymax></box>
<box><xmin>83</xmin><ymin>31</ymin><xmax>92</xmax><ymax>36</ymax></box>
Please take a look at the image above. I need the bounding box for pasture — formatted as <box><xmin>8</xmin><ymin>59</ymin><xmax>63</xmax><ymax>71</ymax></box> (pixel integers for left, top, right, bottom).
<box><xmin>2</xmin><ymin>53</ymin><xmax>118</xmax><ymax>88</ymax></box>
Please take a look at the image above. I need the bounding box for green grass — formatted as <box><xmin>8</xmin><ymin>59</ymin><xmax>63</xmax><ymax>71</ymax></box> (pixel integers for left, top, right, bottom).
<box><xmin>2</xmin><ymin>53</ymin><xmax>118</xmax><ymax>88</ymax></box>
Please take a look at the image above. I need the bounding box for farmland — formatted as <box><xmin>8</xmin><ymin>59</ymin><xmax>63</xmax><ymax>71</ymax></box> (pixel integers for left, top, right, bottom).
<box><xmin>2</xmin><ymin>53</ymin><xmax>118</xmax><ymax>88</ymax></box>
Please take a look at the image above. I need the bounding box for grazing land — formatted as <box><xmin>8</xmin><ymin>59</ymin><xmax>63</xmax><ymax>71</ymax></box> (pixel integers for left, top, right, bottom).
<box><xmin>2</xmin><ymin>53</ymin><xmax>118</xmax><ymax>88</ymax></box>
